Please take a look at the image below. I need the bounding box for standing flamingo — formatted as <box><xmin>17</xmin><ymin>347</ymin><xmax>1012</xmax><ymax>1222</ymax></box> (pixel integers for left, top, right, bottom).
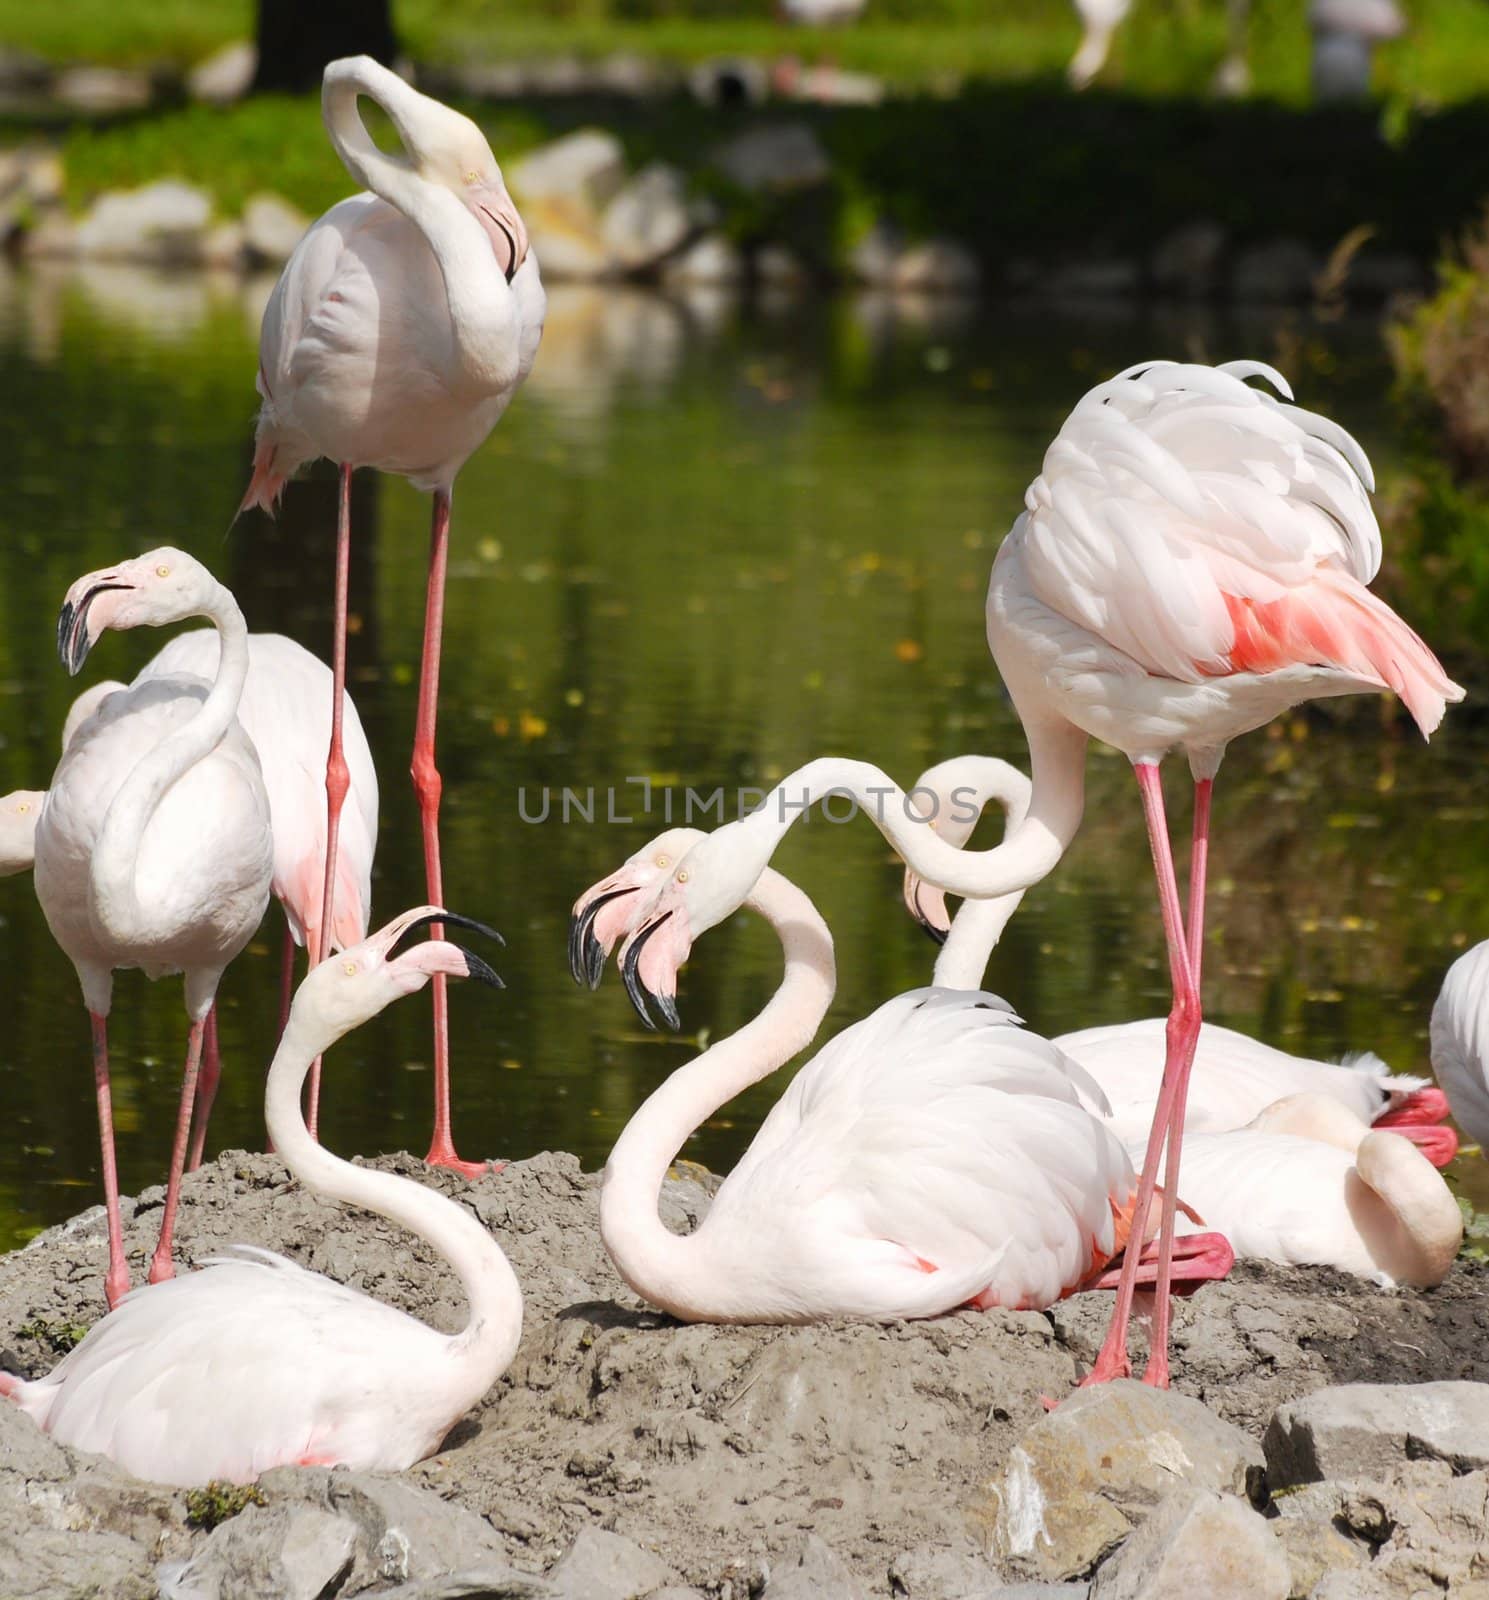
<box><xmin>36</xmin><ymin>549</ymin><xmax>273</xmax><ymax>1308</ymax></box>
<box><xmin>572</xmin><ymin>831</ymin><xmax>1228</xmax><ymax>1323</ymax></box>
<box><xmin>606</xmin><ymin>360</ymin><xmax>1461</xmax><ymax>1385</ymax></box>
<box><xmin>240</xmin><ymin>55</ymin><xmax>545</xmax><ymax>1178</ymax></box>
<box><xmin>902</xmin><ymin>753</ymin><xmax>1457</xmax><ymax>1167</ymax></box>
<box><xmin>1431</xmin><ymin>941</ymin><xmax>1489</xmax><ymax>1150</ymax></box>
<box><xmin>0</xmin><ymin>907</ymin><xmax>514</xmax><ymax>1487</ymax></box>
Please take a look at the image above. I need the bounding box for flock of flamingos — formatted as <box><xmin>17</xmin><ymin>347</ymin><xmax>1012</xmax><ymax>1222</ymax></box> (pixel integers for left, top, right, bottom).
<box><xmin>0</xmin><ymin>54</ymin><xmax>1485</xmax><ymax>1492</ymax></box>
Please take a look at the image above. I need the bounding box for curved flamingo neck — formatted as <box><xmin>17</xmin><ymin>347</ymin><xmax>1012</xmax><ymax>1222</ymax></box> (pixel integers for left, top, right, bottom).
<box><xmin>266</xmin><ymin>1002</ymin><xmax>522</xmax><ymax>1377</ymax></box>
<box><xmin>600</xmin><ymin>870</ymin><xmax>836</xmax><ymax>1319</ymax></box>
<box><xmin>90</xmin><ymin>585</ymin><xmax>250</xmax><ymax>965</ymax></box>
<box><xmin>321</xmin><ymin>60</ymin><xmax>517</xmax><ymax>397</ymax></box>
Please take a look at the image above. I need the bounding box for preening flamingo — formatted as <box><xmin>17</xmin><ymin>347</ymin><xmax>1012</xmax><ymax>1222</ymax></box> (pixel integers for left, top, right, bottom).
<box><xmin>1165</xmin><ymin>1093</ymin><xmax>1460</xmax><ymax>1286</ymax></box>
<box><xmin>36</xmin><ymin>549</ymin><xmax>273</xmax><ymax>1309</ymax></box>
<box><xmin>241</xmin><ymin>55</ymin><xmax>545</xmax><ymax>1178</ymax></box>
<box><xmin>604</xmin><ymin>360</ymin><xmax>1461</xmax><ymax>1385</ymax></box>
<box><xmin>138</xmin><ymin>630</ymin><xmax>378</xmax><ymax>1152</ymax></box>
<box><xmin>1431</xmin><ymin>941</ymin><xmax>1489</xmax><ymax>1150</ymax></box>
<box><xmin>0</xmin><ymin>907</ymin><xmax>514</xmax><ymax>1487</ymax></box>
<box><xmin>573</xmin><ymin>830</ymin><xmax>1227</xmax><ymax>1324</ymax></box>
<box><xmin>903</xmin><ymin>752</ymin><xmax>1457</xmax><ymax>1168</ymax></box>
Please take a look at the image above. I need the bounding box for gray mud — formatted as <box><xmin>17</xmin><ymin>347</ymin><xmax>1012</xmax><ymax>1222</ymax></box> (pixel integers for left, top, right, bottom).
<box><xmin>1</xmin><ymin>1150</ymin><xmax>1485</xmax><ymax>1595</ymax></box>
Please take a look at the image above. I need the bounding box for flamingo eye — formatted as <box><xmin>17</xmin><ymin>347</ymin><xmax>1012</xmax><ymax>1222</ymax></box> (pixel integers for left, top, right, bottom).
<box><xmin>343</xmin><ymin>961</ymin><xmax>358</xmax><ymax>976</ymax></box>
<box><xmin>656</xmin><ymin>855</ymin><xmax>669</xmax><ymax>868</ymax></box>
<box><xmin>156</xmin><ymin>565</ymin><xmax>171</xmax><ymax>578</ymax></box>
<box><xmin>15</xmin><ymin>802</ymin><xmax>28</xmax><ymax>814</ymax></box>
<box><xmin>677</xmin><ymin>870</ymin><xmax>690</xmax><ymax>884</ymax></box>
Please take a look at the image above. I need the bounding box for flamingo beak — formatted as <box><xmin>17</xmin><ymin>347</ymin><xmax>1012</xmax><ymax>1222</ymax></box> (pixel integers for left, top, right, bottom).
<box><xmin>620</xmin><ymin>910</ymin><xmax>687</xmax><ymax>1033</ymax></box>
<box><xmin>568</xmin><ymin>885</ymin><xmax>642</xmax><ymax>989</ymax></box>
<box><xmin>56</xmin><ymin>581</ymin><xmax>135</xmax><ymax>676</ymax></box>
<box><xmin>903</xmin><ymin>870</ymin><xmax>951</xmax><ymax>946</ymax></box>
<box><xmin>465</xmin><ymin>181</ymin><xmax>528</xmax><ymax>284</ymax></box>
<box><xmin>382</xmin><ymin>906</ymin><xmax>505</xmax><ymax>989</ymax></box>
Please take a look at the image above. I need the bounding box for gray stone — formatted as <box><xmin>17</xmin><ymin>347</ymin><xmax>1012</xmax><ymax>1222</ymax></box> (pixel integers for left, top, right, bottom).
<box><xmin>187</xmin><ymin>41</ymin><xmax>256</xmax><ymax>104</ymax></box>
<box><xmin>761</xmin><ymin>1533</ymin><xmax>865</xmax><ymax>1599</ymax></box>
<box><xmin>1265</xmin><ymin>1382</ymin><xmax>1489</xmax><ymax>1487</ymax></box>
<box><xmin>977</xmin><ymin>1380</ymin><xmax>1264</xmax><ymax>1582</ymax></box>
<box><xmin>712</xmin><ymin>123</ymin><xmax>831</xmax><ymax>193</ymax></box>
<box><xmin>1151</xmin><ymin>221</ymin><xmax>1227</xmax><ymax>298</ymax></box>
<box><xmin>1089</xmin><ymin>1489</ymin><xmax>1288</xmax><ymax>1599</ymax></box>
<box><xmin>892</xmin><ymin>239</ymin><xmax>981</xmax><ymax>295</ymax></box>
<box><xmin>510</xmin><ymin>130</ymin><xmax>628</xmax><ymax>212</ymax></box>
<box><xmin>370</xmin><ymin>1569</ymin><xmax>555</xmax><ymax>1599</ymax></box>
<box><xmin>644</xmin><ymin>1590</ymin><xmax>709</xmax><ymax>1600</ymax></box>
<box><xmin>1231</xmin><ymin>239</ymin><xmax>1321</xmax><ymax>303</ymax></box>
<box><xmin>242</xmin><ymin>192</ymin><xmax>309</xmax><ymax>263</ymax></box>
<box><xmin>755</xmin><ymin>244</ymin><xmax>809</xmax><ymax>287</ymax></box>
<box><xmin>0</xmin><ymin>1380</ymin><xmax>77</xmax><ymax>1481</ymax></box>
<box><xmin>985</xmin><ymin>1588</ymin><xmax>1091</xmax><ymax>1598</ymax></box>
<box><xmin>887</xmin><ymin>1541</ymin><xmax>1003</xmax><ymax>1596</ymax></box>
<box><xmin>846</xmin><ymin>220</ymin><xmax>904</xmax><ymax>286</ymax></box>
<box><xmin>1270</xmin><ymin>1481</ymin><xmax>1372</xmax><ymax>1595</ymax></box>
<box><xmin>72</xmin><ymin>180</ymin><xmax>213</xmax><ymax>264</ymax></box>
<box><xmin>601</xmin><ymin>164</ymin><xmax>692</xmax><ymax>270</ymax></box>
<box><xmin>662</xmin><ymin>234</ymin><xmax>745</xmax><ymax>287</ymax></box>
<box><xmin>546</xmin><ymin>1526</ymin><xmax>678</xmax><ymax>1598</ymax></box>
<box><xmin>2</xmin><ymin>1517</ymin><xmax>156</xmax><ymax>1600</ymax></box>
<box><xmin>200</xmin><ymin>221</ymin><xmax>245</xmax><ymax>269</ymax></box>
<box><xmin>687</xmin><ymin>56</ymin><xmax>770</xmax><ymax>107</ymax></box>
<box><xmin>595</xmin><ymin>52</ymin><xmax>674</xmax><ymax>98</ymax></box>
<box><xmin>161</xmin><ymin>1502</ymin><xmax>358</xmax><ymax>1600</ymax></box>
<box><xmin>54</xmin><ymin>65</ymin><xmax>152</xmax><ymax>114</ymax></box>
<box><xmin>1043</xmin><ymin>259</ymin><xmax>1140</xmax><ymax>299</ymax></box>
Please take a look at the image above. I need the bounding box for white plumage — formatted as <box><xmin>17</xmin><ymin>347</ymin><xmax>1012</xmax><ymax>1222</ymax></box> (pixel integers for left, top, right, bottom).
<box><xmin>1431</xmin><ymin>941</ymin><xmax>1489</xmax><ymax>1149</ymax></box>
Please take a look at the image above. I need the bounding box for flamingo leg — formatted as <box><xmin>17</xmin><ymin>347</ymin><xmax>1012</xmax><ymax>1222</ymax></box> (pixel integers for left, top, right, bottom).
<box><xmin>1081</xmin><ymin>761</ymin><xmax>1202</xmax><ymax>1387</ymax></box>
<box><xmin>186</xmin><ymin>1005</ymin><xmax>221</xmax><ymax>1174</ymax></box>
<box><xmin>1187</xmin><ymin>777</ymin><xmax>1212</xmax><ymax>985</ymax></box>
<box><xmin>90</xmin><ymin>1012</ymin><xmax>130</xmax><ymax>1310</ymax></box>
<box><xmin>277</xmin><ymin>919</ymin><xmax>295</xmax><ymax>1041</ymax></box>
<box><xmin>304</xmin><ymin>917</ymin><xmax>324</xmax><ymax>1142</ymax></box>
<box><xmin>415</xmin><ymin>490</ymin><xmax>485</xmax><ymax>1180</ymax></box>
<box><xmin>148</xmin><ymin>1017</ymin><xmax>207</xmax><ymax>1286</ymax></box>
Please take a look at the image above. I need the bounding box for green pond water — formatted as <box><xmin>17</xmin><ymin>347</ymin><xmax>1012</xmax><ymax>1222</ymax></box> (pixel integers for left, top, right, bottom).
<box><xmin>0</xmin><ymin>261</ymin><xmax>1485</xmax><ymax>1250</ymax></box>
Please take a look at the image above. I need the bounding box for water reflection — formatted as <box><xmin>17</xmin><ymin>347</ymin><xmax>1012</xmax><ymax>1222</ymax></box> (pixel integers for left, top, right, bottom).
<box><xmin>0</xmin><ymin>260</ymin><xmax>1485</xmax><ymax>1251</ymax></box>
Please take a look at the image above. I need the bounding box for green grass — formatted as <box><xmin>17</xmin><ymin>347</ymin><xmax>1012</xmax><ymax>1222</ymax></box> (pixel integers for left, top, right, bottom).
<box><xmin>0</xmin><ymin>0</ymin><xmax>1486</xmax><ymax>105</ymax></box>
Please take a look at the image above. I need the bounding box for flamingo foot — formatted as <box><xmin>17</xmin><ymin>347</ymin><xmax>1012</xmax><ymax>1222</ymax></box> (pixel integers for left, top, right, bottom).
<box><xmin>146</xmin><ymin>1251</ymin><xmax>175</xmax><ymax>1287</ymax></box>
<box><xmin>1077</xmin><ymin>1341</ymin><xmax>1133</xmax><ymax>1388</ymax></box>
<box><xmin>424</xmin><ymin>1146</ymin><xmax>505</xmax><ymax>1182</ymax></box>
<box><xmin>104</xmin><ymin>1261</ymin><xmax>131</xmax><ymax>1310</ymax></box>
<box><xmin>1086</xmin><ymin>1231</ymin><xmax>1234</xmax><ymax>1294</ymax></box>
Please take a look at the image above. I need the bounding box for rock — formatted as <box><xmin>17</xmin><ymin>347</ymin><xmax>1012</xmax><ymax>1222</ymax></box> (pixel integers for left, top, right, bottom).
<box><xmin>1231</xmin><ymin>239</ymin><xmax>1321</xmax><ymax>303</ymax></box>
<box><xmin>600</xmin><ymin>164</ymin><xmax>692</xmax><ymax>271</ymax></box>
<box><xmin>0</xmin><ymin>1517</ymin><xmax>156</xmax><ymax>1600</ymax></box>
<box><xmin>891</xmin><ymin>239</ymin><xmax>981</xmax><ymax>295</ymax></box>
<box><xmin>755</xmin><ymin>244</ymin><xmax>809</xmax><ymax>287</ymax></box>
<box><xmin>976</xmin><ymin>1380</ymin><xmax>1264</xmax><ymax>1582</ymax></box>
<box><xmin>712</xmin><ymin>123</ymin><xmax>831</xmax><ymax>194</ymax></box>
<box><xmin>1270</xmin><ymin>1483</ymin><xmax>1373</xmax><ymax>1596</ymax></box>
<box><xmin>187</xmin><ymin>41</ymin><xmax>256</xmax><ymax>104</ymax></box>
<box><xmin>1265</xmin><ymin>1382</ymin><xmax>1489</xmax><ymax>1488</ymax></box>
<box><xmin>21</xmin><ymin>212</ymin><xmax>77</xmax><ymax>257</ymax></box>
<box><xmin>509</xmin><ymin>130</ymin><xmax>628</xmax><ymax>213</ymax></box>
<box><xmin>160</xmin><ymin>1503</ymin><xmax>358</xmax><ymax>1600</ymax></box>
<box><xmin>200</xmin><ymin>221</ymin><xmax>245</xmax><ymax>269</ymax></box>
<box><xmin>72</xmin><ymin>180</ymin><xmax>213</xmax><ymax>264</ymax></box>
<box><xmin>761</xmin><ymin>1533</ymin><xmax>865</xmax><ymax>1600</ymax></box>
<box><xmin>545</xmin><ymin>1526</ymin><xmax>679</xmax><ymax>1598</ymax></box>
<box><xmin>370</xmin><ymin>1570</ymin><xmax>555</xmax><ymax>1599</ymax></box>
<box><xmin>662</xmin><ymin>234</ymin><xmax>745</xmax><ymax>287</ymax></box>
<box><xmin>242</xmin><ymin>193</ymin><xmax>309</xmax><ymax>264</ymax></box>
<box><xmin>983</xmin><ymin>1588</ymin><xmax>1091</xmax><ymax>1598</ymax></box>
<box><xmin>53</xmin><ymin>66</ymin><xmax>152</xmax><ymax>114</ymax></box>
<box><xmin>1089</xmin><ymin>1489</ymin><xmax>1288</xmax><ymax>1599</ymax></box>
<box><xmin>1151</xmin><ymin>222</ymin><xmax>1227</xmax><ymax>299</ymax></box>
<box><xmin>847</xmin><ymin>220</ymin><xmax>903</xmax><ymax>286</ymax></box>
<box><xmin>447</xmin><ymin>63</ymin><xmax>530</xmax><ymax>98</ymax></box>
<box><xmin>886</xmin><ymin>1542</ymin><xmax>1002</xmax><ymax>1597</ymax></box>
<box><xmin>688</xmin><ymin>57</ymin><xmax>770</xmax><ymax>108</ymax></box>
<box><xmin>1043</xmin><ymin>259</ymin><xmax>1140</xmax><ymax>299</ymax></box>
<box><xmin>0</xmin><ymin>47</ymin><xmax>50</xmax><ymax>92</ymax></box>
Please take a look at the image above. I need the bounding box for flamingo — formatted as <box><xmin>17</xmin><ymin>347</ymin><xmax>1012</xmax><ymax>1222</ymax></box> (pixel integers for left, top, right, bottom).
<box><xmin>604</xmin><ymin>360</ymin><xmax>1461</xmax><ymax>1386</ymax></box>
<box><xmin>1164</xmin><ymin>1093</ymin><xmax>1460</xmax><ymax>1286</ymax></box>
<box><xmin>572</xmin><ymin>830</ymin><xmax>1229</xmax><ymax>1324</ymax></box>
<box><xmin>902</xmin><ymin>753</ymin><xmax>1457</xmax><ymax>1168</ymax></box>
<box><xmin>0</xmin><ymin>907</ymin><xmax>515</xmax><ymax>1487</ymax></box>
<box><xmin>1431</xmin><ymin>941</ymin><xmax>1489</xmax><ymax>1150</ymax></box>
<box><xmin>1069</xmin><ymin>0</ymin><xmax>1132</xmax><ymax>88</ymax></box>
<box><xmin>36</xmin><ymin>548</ymin><xmax>273</xmax><ymax>1309</ymax></box>
<box><xmin>240</xmin><ymin>55</ymin><xmax>545</xmax><ymax>1179</ymax></box>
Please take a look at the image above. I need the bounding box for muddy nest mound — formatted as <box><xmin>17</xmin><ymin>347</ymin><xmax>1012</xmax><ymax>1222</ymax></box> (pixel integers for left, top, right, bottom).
<box><xmin>1</xmin><ymin>1151</ymin><xmax>1486</xmax><ymax>1598</ymax></box>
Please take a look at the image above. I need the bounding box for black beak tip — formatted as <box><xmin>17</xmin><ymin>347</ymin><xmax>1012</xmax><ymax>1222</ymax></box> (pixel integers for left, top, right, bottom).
<box><xmin>459</xmin><ymin>947</ymin><xmax>505</xmax><ymax>990</ymax></box>
<box><xmin>567</xmin><ymin>911</ymin><xmax>586</xmax><ymax>986</ymax></box>
<box><xmin>655</xmin><ymin>991</ymin><xmax>681</xmax><ymax>1032</ymax></box>
<box><xmin>919</xmin><ymin>917</ymin><xmax>949</xmax><ymax>948</ymax></box>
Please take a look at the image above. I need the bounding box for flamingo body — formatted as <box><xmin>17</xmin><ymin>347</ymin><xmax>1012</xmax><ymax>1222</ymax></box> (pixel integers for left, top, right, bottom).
<box><xmin>1431</xmin><ymin>941</ymin><xmax>1489</xmax><ymax>1149</ymax></box>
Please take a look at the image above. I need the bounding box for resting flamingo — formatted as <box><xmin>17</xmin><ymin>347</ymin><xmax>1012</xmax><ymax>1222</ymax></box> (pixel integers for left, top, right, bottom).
<box><xmin>1431</xmin><ymin>941</ymin><xmax>1489</xmax><ymax>1150</ymax></box>
<box><xmin>36</xmin><ymin>549</ymin><xmax>273</xmax><ymax>1308</ymax></box>
<box><xmin>240</xmin><ymin>55</ymin><xmax>545</xmax><ymax>1178</ymax></box>
<box><xmin>902</xmin><ymin>753</ymin><xmax>1457</xmax><ymax>1167</ymax></box>
<box><xmin>607</xmin><ymin>360</ymin><xmax>1461</xmax><ymax>1385</ymax></box>
<box><xmin>572</xmin><ymin>830</ymin><xmax>1229</xmax><ymax>1324</ymax></box>
<box><xmin>0</xmin><ymin>907</ymin><xmax>514</xmax><ymax>1487</ymax></box>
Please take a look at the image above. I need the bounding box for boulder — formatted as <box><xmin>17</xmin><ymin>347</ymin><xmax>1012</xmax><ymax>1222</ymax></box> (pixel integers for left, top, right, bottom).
<box><xmin>891</xmin><ymin>239</ymin><xmax>981</xmax><ymax>295</ymax></box>
<box><xmin>600</xmin><ymin>164</ymin><xmax>692</xmax><ymax>271</ymax></box>
<box><xmin>200</xmin><ymin>222</ymin><xmax>246</xmax><ymax>270</ymax></box>
<box><xmin>242</xmin><ymin>193</ymin><xmax>310</xmax><ymax>264</ymax></box>
<box><xmin>368</xmin><ymin>1570</ymin><xmax>555</xmax><ymax>1599</ymax></box>
<box><xmin>158</xmin><ymin>1503</ymin><xmax>358</xmax><ymax>1600</ymax></box>
<box><xmin>53</xmin><ymin>66</ymin><xmax>152</xmax><ymax>114</ymax></box>
<box><xmin>1</xmin><ymin>1518</ymin><xmax>156</xmax><ymax>1600</ymax></box>
<box><xmin>1231</xmin><ymin>239</ymin><xmax>1320</xmax><ymax>303</ymax></box>
<box><xmin>662</xmin><ymin>234</ymin><xmax>745</xmax><ymax>287</ymax></box>
<box><xmin>1270</xmin><ymin>1482</ymin><xmax>1373</xmax><ymax>1596</ymax></box>
<box><xmin>1264</xmin><ymin>1382</ymin><xmax>1489</xmax><ymax>1487</ymax></box>
<box><xmin>1088</xmin><ymin>1489</ymin><xmax>1288</xmax><ymax>1599</ymax></box>
<box><xmin>976</xmin><ymin>1380</ymin><xmax>1264</xmax><ymax>1582</ymax></box>
<box><xmin>545</xmin><ymin>1526</ymin><xmax>680</xmax><ymax>1598</ymax></box>
<box><xmin>187</xmin><ymin>41</ymin><xmax>257</xmax><ymax>105</ymax></box>
<box><xmin>760</xmin><ymin>1533</ymin><xmax>865</xmax><ymax>1600</ymax></box>
<box><xmin>72</xmin><ymin>181</ymin><xmax>213</xmax><ymax>264</ymax></box>
<box><xmin>712</xmin><ymin>124</ymin><xmax>831</xmax><ymax>193</ymax></box>
<box><xmin>886</xmin><ymin>1542</ymin><xmax>1003</xmax><ymax>1597</ymax></box>
<box><xmin>509</xmin><ymin>131</ymin><xmax>628</xmax><ymax>213</ymax></box>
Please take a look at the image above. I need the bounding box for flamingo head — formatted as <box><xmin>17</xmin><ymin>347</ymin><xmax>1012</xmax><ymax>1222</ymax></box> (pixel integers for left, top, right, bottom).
<box><xmin>57</xmin><ymin>548</ymin><xmax>217</xmax><ymax>675</ymax></box>
<box><xmin>569</xmin><ymin>828</ymin><xmax>706</xmax><ymax>992</ymax></box>
<box><xmin>0</xmin><ymin>790</ymin><xmax>43</xmax><ymax>877</ymax></box>
<box><xmin>293</xmin><ymin>904</ymin><xmax>504</xmax><ymax>1050</ymax></box>
<box><xmin>613</xmin><ymin>820</ymin><xmax>774</xmax><ymax>1030</ymax></box>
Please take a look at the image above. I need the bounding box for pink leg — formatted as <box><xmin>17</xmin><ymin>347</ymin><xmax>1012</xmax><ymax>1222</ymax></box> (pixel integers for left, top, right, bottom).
<box><xmin>91</xmin><ymin>1012</ymin><xmax>130</xmax><ymax>1310</ymax></box>
<box><xmin>416</xmin><ymin>490</ymin><xmax>485</xmax><ymax>1180</ymax></box>
<box><xmin>1081</xmin><ymin>762</ymin><xmax>1202</xmax><ymax>1388</ymax></box>
<box><xmin>186</xmin><ymin>1006</ymin><xmax>220</xmax><ymax>1174</ymax></box>
<box><xmin>148</xmin><ymin>1017</ymin><xmax>206</xmax><ymax>1286</ymax></box>
<box><xmin>304</xmin><ymin>920</ymin><xmax>324</xmax><ymax>1142</ymax></box>
<box><xmin>1187</xmin><ymin>777</ymin><xmax>1212</xmax><ymax>986</ymax></box>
